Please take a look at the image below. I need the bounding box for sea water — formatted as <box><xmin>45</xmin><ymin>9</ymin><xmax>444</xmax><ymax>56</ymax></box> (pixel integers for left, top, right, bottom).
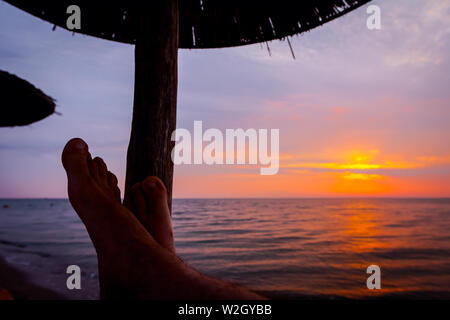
<box><xmin>0</xmin><ymin>198</ymin><xmax>449</xmax><ymax>299</ymax></box>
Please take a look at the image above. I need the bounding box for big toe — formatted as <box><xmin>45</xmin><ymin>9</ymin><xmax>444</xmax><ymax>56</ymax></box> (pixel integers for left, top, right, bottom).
<box><xmin>61</xmin><ymin>138</ymin><xmax>91</xmax><ymax>181</ymax></box>
<box><xmin>137</xmin><ymin>176</ymin><xmax>175</xmax><ymax>252</ymax></box>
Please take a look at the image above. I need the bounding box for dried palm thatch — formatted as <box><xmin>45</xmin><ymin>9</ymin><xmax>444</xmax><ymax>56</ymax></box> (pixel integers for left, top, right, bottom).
<box><xmin>0</xmin><ymin>70</ymin><xmax>55</xmax><ymax>127</ymax></box>
<box><xmin>5</xmin><ymin>0</ymin><xmax>371</xmax><ymax>48</ymax></box>
<box><xmin>4</xmin><ymin>0</ymin><xmax>371</xmax><ymax>209</ymax></box>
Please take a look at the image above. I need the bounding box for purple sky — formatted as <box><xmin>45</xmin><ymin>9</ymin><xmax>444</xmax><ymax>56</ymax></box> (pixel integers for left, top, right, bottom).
<box><xmin>0</xmin><ymin>0</ymin><xmax>449</xmax><ymax>198</ymax></box>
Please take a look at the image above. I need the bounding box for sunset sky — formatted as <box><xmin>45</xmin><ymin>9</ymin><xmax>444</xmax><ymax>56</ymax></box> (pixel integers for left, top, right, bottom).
<box><xmin>0</xmin><ymin>0</ymin><xmax>449</xmax><ymax>198</ymax></box>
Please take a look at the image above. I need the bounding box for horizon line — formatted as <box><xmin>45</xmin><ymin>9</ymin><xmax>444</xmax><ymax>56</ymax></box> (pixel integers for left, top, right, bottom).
<box><xmin>1</xmin><ymin>196</ymin><xmax>449</xmax><ymax>200</ymax></box>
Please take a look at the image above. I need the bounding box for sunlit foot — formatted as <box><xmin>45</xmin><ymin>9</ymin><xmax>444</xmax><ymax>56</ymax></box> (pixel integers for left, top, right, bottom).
<box><xmin>132</xmin><ymin>177</ymin><xmax>175</xmax><ymax>253</ymax></box>
<box><xmin>61</xmin><ymin>138</ymin><xmax>125</xmax><ymax>247</ymax></box>
<box><xmin>62</xmin><ymin>137</ymin><xmax>264</xmax><ymax>300</ymax></box>
<box><xmin>61</xmin><ymin>138</ymin><xmax>170</xmax><ymax>298</ymax></box>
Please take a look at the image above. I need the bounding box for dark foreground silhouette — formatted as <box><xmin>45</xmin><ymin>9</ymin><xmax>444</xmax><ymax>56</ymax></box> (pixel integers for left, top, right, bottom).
<box><xmin>62</xmin><ymin>138</ymin><xmax>264</xmax><ymax>300</ymax></box>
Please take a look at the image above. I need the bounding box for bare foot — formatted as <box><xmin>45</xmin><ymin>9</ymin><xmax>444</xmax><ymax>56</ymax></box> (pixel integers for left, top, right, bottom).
<box><xmin>62</xmin><ymin>138</ymin><xmax>173</xmax><ymax>299</ymax></box>
<box><xmin>62</xmin><ymin>138</ymin><xmax>264</xmax><ymax>300</ymax></box>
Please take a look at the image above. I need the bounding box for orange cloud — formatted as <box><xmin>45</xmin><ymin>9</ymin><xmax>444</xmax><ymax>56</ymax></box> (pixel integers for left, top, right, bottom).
<box><xmin>284</xmin><ymin>162</ymin><xmax>419</xmax><ymax>170</ymax></box>
<box><xmin>280</xmin><ymin>149</ymin><xmax>449</xmax><ymax>171</ymax></box>
<box><xmin>342</xmin><ymin>172</ymin><xmax>383</xmax><ymax>181</ymax></box>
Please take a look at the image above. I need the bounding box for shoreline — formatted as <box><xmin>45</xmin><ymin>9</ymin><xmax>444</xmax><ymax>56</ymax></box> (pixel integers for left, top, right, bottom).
<box><xmin>1</xmin><ymin>255</ymin><xmax>449</xmax><ymax>300</ymax></box>
<box><xmin>0</xmin><ymin>255</ymin><xmax>64</xmax><ymax>300</ymax></box>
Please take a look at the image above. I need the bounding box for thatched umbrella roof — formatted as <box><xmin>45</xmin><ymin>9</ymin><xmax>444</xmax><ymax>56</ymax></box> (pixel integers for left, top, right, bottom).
<box><xmin>5</xmin><ymin>0</ymin><xmax>370</xmax><ymax>48</ymax></box>
<box><xmin>4</xmin><ymin>0</ymin><xmax>371</xmax><ymax>209</ymax></box>
<box><xmin>0</xmin><ymin>70</ymin><xmax>55</xmax><ymax>127</ymax></box>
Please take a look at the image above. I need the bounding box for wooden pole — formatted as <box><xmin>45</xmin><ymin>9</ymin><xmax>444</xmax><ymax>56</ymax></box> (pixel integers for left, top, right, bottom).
<box><xmin>124</xmin><ymin>1</ymin><xmax>179</xmax><ymax>211</ymax></box>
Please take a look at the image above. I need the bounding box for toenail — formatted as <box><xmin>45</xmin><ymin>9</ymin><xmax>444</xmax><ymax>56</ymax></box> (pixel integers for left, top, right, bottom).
<box><xmin>144</xmin><ymin>179</ymin><xmax>157</xmax><ymax>189</ymax></box>
<box><xmin>74</xmin><ymin>140</ymin><xmax>87</xmax><ymax>150</ymax></box>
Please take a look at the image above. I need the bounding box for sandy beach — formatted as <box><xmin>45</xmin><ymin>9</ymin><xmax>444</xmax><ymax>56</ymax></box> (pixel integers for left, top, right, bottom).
<box><xmin>0</xmin><ymin>256</ymin><xmax>63</xmax><ymax>300</ymax></box>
